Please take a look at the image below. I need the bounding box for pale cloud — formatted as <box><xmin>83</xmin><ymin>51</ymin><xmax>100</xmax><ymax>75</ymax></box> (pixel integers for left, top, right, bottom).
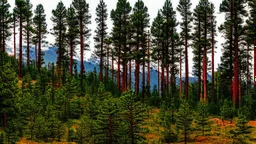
<box><xmin>8</xmin><ymin>0</ymin><xmax>225</xmax><ymax>73</ymax></box>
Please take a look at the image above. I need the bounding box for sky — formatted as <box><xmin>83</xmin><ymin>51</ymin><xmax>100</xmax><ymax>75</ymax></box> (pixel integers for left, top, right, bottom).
<box><xmin>8</xmin><ymin>0</ymin><xmax>226</xmax><ymax>75</ymax></box>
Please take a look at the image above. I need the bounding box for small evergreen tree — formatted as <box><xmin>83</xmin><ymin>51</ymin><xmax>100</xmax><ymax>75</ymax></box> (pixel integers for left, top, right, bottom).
<box><xmin>220</xmin><ymin>99</ymin><xmax>235</xmax><ymax>123</ymax></box>
<box><xmin>176</xmin><ymin>100</ymin><xmax>193</xmax><ymax>143</ymax></box>
<box><xmin>195</xmin><ymin>103</ymin><xmax>211</xmax><ymax>136</ymax></box>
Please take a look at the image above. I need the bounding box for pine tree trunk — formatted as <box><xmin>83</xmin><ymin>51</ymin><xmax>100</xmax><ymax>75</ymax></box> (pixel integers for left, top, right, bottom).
<box><xmin>70</xmin><ymin>41</ymin><xmax>73</xmax><ymax>75</ymax></box>
<box><xmin>117</xmin><ymin>45</ymin><xmax>121</xmax><ymax>91</ymax></box>
<box><xmin>147</xmin><ymin>33</ymin><xmax>150</xmax><ymax>88</ymax></box>
<box><xmin>112</xmin><ymin>52</ymin><xmax>114</xmax><ymax>81</ymax></box>
<box><xmin>142</xmin><ymin>55</ymin><xmax>145</xmax><ymax>100</ymax></box>
<box><xmin>254</xmin><ymin>40</ymin><xmax>256</xmax><ymax>90</ymax></box>
<box><xmin>19</xmin><ymin>15</ymin><xmax>22</xmax><ymax>79</ymax></box>
<box><xmin>180</xmin><ymin>47</ymin><xmax>182</xmax><ymax>98</ymax></box>
<box><xmin>211</xmin><ymin>19</ymin><xmax>215</xmax><ymax>103</ymax></box>
<box><xmin>198</xmin><ymin>19</ymin><xmax>202</xmax><ymax>102</ymax></box>
<box><xmin>129</xmin><ymin>59</ymin><xmax>131</xmax><ymax>89</ymax></box>
<box><xmin>135</xmin><ymin>58</ymin><xmax>139</xmax><ymax>95</ymax></box>
<box><xmin>122</xmin><ymin>64</ymin><xmax>127</xmax><ymax>92</ymax></box>
<box><xmin>14</xmin><ymin>18</ymin><xmax>16</xmax><ymax>59</ymax></box>
<box><xmin>80</xmin><ymin>20</ymin><xmax>84</xmax><ymax>85</ymax></box>
<box><xmin>158</xmin><ymin>53</ymin><xmax>160</xmax><ymax>93</ymax></box>
<box><xmin>38</xmin><ymin>30</ymin><xmax>41</xmax><ymax>72</ymax></box>
<box><xmin>185</xmin><ymin>29</ymin><xmax>189</xmax><ymax>100</ymax></box>
<box><xmin>234</xmin><ymin>7</ymin><xmax>239</xmax><ymax>107</ymax></box>
<box><xmin>106</xmin><ymin>46</ymin><xmax>109</xmax><ymax>81</ymax></box>
<box><xmin>35</xmin><ymin>43</ymin><xmax>37</xmax><ymax>68</ymax></box>
<box><xmin>99</xmin><ymin>38</ymin><xmax>103</xmax><ymax>81</ymax></box>
<box><xmin>27</xmin><ymin>24</ymin><xmax>30</xmax><ymax>66</ymax></box>
<box><xmin>161</xmin><ymin>65</ymin><xmax>165</xmax><ymax>99</ymax></box>
<box><xmin>203</xmin><ymin>10</ymin><xmax>207</xmax><ymax>103</ymax></box>
<box><xmin>230</xmin><ymin>0</ymin><xmax>234</xmax><ymax>100</ymax></box>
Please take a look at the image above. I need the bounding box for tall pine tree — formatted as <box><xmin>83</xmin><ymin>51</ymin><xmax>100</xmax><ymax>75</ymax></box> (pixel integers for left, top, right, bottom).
<box><xmin>94</xmin><ymin>0</ymin><xmax>108</xmax><ymax>82</ymax></box>
<box><xmin>51</xmin><ymin>1</ymin><xmax>67</xmax><ymax>86</ymax></box>
<box><xmin>177</xmin><ymin>0</ymin><xmax>193</xmax><ymax>100</ymax></box>
<box><xmin>33</xmin><ymin>4</ymin><xmax>47</xmax><ymax>72</ymax></box>
<box><xmin>72</xmin><ymin>0</ymin><xmax>91</xmax><ymax>83</ymax></box>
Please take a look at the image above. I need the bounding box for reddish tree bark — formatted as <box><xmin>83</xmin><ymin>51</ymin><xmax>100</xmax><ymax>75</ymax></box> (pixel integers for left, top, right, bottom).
<box><xmin>180</xmin><ymin>48</ymin><xmax>182</xmax><ymax>98</ymax></box>
<box><xmin>147</xmin><ymin>32</ymin><xmax>150</xmax><ymax>88</ymax></box>
<box><xmin>79</xmin><ymin>20</ymin><xmax>85</xmax><ymax>83</ymax></box>
<box><xmin>254</xmin><ymin>40</ymin><xmax>256</xmax><ymax>89</ymax></box>
<box><xmin>122</xmin><ymin>64</ymin><xmax>127</xmax><ymax>92</ymax></box>
<box><xmin>19</xmin><ymin>15</ymin><xmax>23</xmax><ymax>79</ymax></box>
<box><xmin>211</xmin><ymin>18</ymin><xmax>215</xmax><ymax>103</ymax></box>
<box><xmin>135</xmin><ymin>58</ymin><xmax>139</xmax><ymax>95</ymax></box>
<box><xmin>26</xmin><ymin>24</ymin><xmax>30</xmax><ymax>66</ymax></box>
<box><xmin>128</xmin><ymin>59</ymin><xmax>131</xmax><ymax>89</ymax></box>
<box><xmin>117</xmin><ymin>45</ymin><xmax>121</xmax><ymax>91</ymax></box>
<box><xmin>161</xmin><ymin>65</ymin><xmax>165</xmax><ymax>99</ymax></box>
<box><xmin>185</xmin><ymin>31</ymin><xmax>189</xmax><ymax>100</ymax></box>
<box><xmin>203</xmin><ymin>56</ymin><xmax>207</xmax><ymax>103</ymax></box>
<box><xmin>106</xmin><ymin>46</ymin><xmax>109</xmax><ymax>81</ymax></box>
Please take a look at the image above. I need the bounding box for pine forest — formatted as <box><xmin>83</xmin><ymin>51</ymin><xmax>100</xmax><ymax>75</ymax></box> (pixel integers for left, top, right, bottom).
<box><xmin>1</xmin><ymin>0</ymin><xmax>256</xmax><ymax>143</ymax></box>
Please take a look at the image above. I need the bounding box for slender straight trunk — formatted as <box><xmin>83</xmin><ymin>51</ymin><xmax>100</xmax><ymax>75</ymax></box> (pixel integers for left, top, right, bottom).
<box><xmin>198</xmin><ymin>19</ymin><xmax>202</xmax><ymax>102</ymax></box>
<box><xmin>106</xmin><ymin>46</ymin><xmax>109</xmax><ymax>81</ymax></box>
<box><xmin>27</xmin><ymin>23</ymin><xmax>30</xmax><ymax>66</ymax></box>
<box><xmin>158</xmin><ymin>52</ymin><xmax>160</xmax><ymax>93</ymax></box>
<box><xmin>142</xmin><ymin>54</ymin><xmax>145</xmax><ymax>100</ymax></box>
<box><xmin>79</xmin><ymin>19</ymin><xmax>84</xmax><ymax>84</ymax></box>
<box><xmin>117</xmin><ymin>45</ymin><xmax>121</xmax><ymax>91</ymax></box>
<box><xmin>122</xmin><ymin>63</ymin><xmax>127</xmax><ymax>92</ymax></box>
<box><xmin>38</xmin><ymin>30</ymin><xmax>41</xmax><ymax>72</ymax></box>
<box><xmin>254</xmin><ymin>40</ymin><xmax>256</xmax><ymax>90</ymax></box>
<box><xmin>171</xmin><ymin>33</ymin><xmax>175</xmax><ymax>96</ymax></box>
<box><xmin>211</xmin><ymin>17</ymin><xmax>215</xmax><ymax>103</ymax></box>
<box><xmin>180</xmin><ymin>46</ymin><xmax>182</xmax><ymax>98</ymax></box>
<box><xmin>147</xmin><ymin>32</ymin><xmax>150</xmax><ymax>88</ymax></box>
<box><xmin>234</xmin><ymin>7</ymin><xmax>239</xmax><ymax>107</ymax></box>
<box><xmin>185</xmin><ymin>26</ymin><xmax>189</xmax><ymax>100</ymax></box>
<box><xmin>234</xmin><ymin>31</ymin><xmax>239</xmax><ymax>107</ymax></box>
<box><xmin>203</xmin><ymin>10</ymin><xmax>207</xmax><ymax>103</ymax></box>
<box><xmin>35</xmin><ymin>43</ymin><xmax>37</xmax><ymax>68</ymax></box>
<box><xmin>166</xmin><ymin>65</ymin><xmax>169</xmax><ymax>94</ymax></box>
<box><xmin>2</xmin><ymin>24</ymin><xmax>5</xmax><ymax>52</ymax></box>
<box><xmin>128</xmin><ymin>59</ymin><xmax>131</xmax><ymax>89</ymax></box>
<box><xmin>19</xmin><ymin>15</ymin><xmax>23</xmax><ymax>79</ymax></box>
<box><xmin>135</xmin><ymin>44</ymin><xmax>139</xmax><ymax>95</ymax></box>
<box><xmin>112</xmin><ymin>51</ymin><xmax>114</xmax><ymax>81</ymax></box>
<box><xmin>203</xmin><ymin>56</ymin><xmax>207</xmax><ymax>103</ymax></box>
<box><xmin>14</xmin><ymin>18</ymin><xmax>16</xmax><ymax>59</ymax></box>
<box><xmin>70</xmin><ymin>41</ymin><xmax>73</xmax><ymax>75</ymax></box>
<box><xmin>230</xmin><ymin>0</ymin><xmax>234</xmax><ymax>100</ymax></box>
<box><xmin>161</xmin><ymin>65</ymin><xmax>165</xmax><ymax>99</ymax></box>
<box><xmin>58</xmin><ymin>28</ymin><xmax>62</xmax><ymax>87</ymax></box>
<box><xmin>99</xmin><ymin>37</ymin><xmax>103</xmax><ymax>82</ymax></box>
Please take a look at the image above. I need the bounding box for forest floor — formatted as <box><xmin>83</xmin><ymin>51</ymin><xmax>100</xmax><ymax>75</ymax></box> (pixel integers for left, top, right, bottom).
<box><xmin>143</xmin><ymin>109</ymin><xmax>256</xmax><ymax>144</ymax></box>
<box><xmin>17</xmin><ymin>108</ymin><xmax>256</xmax><ymax>144</ymax></box>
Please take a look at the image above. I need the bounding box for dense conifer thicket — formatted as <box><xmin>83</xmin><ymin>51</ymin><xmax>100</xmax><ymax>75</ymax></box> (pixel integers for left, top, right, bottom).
<box><xmin>1</xmin><ymin>0</ymin><xmax>256</xmax><ymax>143</ymax></box>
